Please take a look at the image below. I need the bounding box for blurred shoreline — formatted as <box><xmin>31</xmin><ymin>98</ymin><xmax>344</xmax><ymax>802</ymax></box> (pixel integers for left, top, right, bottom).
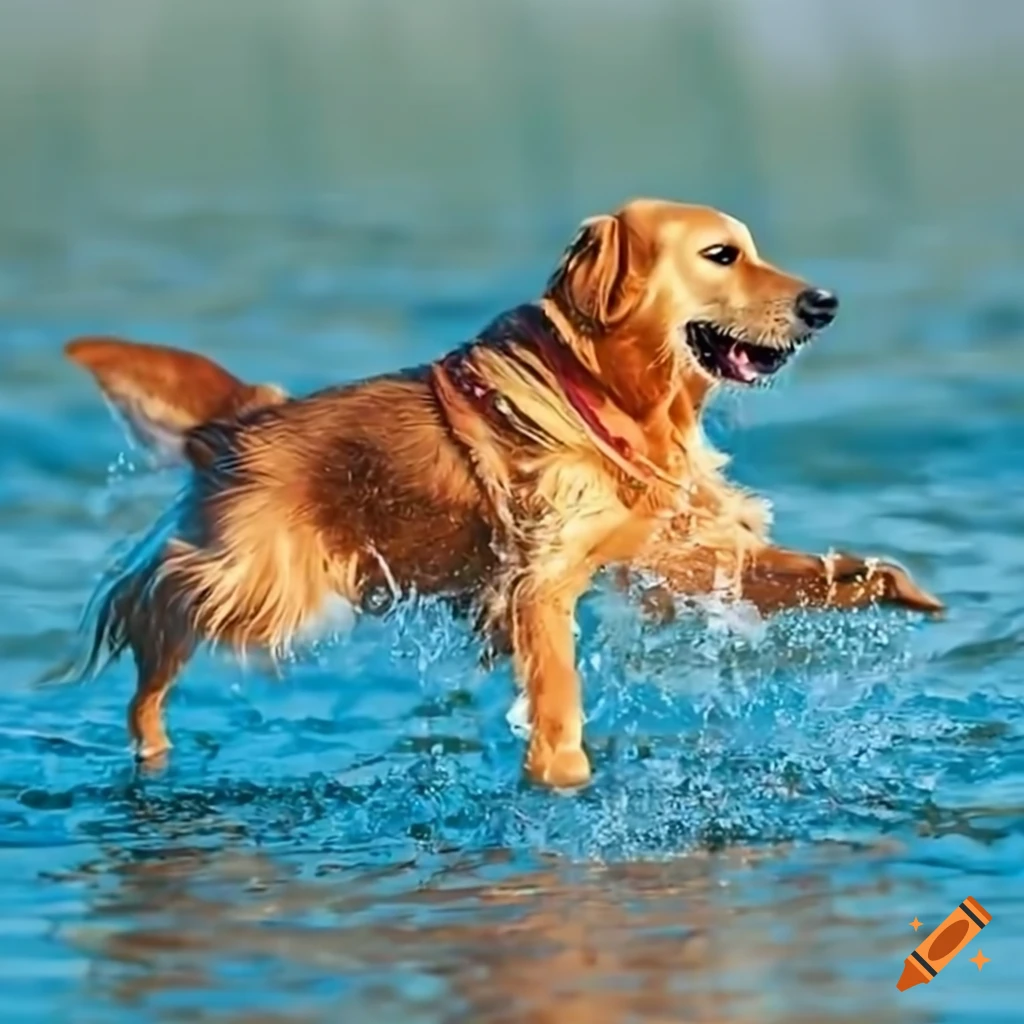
<box><xmin>1</xmin><ymin>0</ymin><xmax>1022</xmax><ymax>244</ymax></box>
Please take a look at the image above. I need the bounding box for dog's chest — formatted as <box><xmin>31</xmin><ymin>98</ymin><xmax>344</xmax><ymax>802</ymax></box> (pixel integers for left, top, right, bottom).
<box><xmin>506</xmin><ymin>451</ymin><xmax>680</xmax><ymax>568</ymax></box>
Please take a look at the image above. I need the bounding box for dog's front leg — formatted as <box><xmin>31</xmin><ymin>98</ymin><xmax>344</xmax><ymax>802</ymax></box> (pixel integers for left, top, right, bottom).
<box><xmin>509</xmin><ymin>570</ymin><xmax>592</xmax><ymax>788</ymax></box>
<box><xmin>629</xmin><ymin>540</ymin><xmax>943</xmax><ymax>619</ymax></box>
<box><xmin>739</xmin><ymin>545</ymin><xmax>944</xmax><ymax>615</ymax></box>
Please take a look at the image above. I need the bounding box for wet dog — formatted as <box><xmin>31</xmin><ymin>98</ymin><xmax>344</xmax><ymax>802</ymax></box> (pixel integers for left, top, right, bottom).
<box><xmin>59</xmin><ymin>199</ymin><xmax>942</xmax><ymax>787</ymax></box>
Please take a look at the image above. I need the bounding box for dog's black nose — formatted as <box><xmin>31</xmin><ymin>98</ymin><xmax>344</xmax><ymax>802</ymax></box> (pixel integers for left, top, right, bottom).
<box><xmin>795</xmin><ymin>287</ymin><xmax>839</xmax><ymax>329</ymax></box>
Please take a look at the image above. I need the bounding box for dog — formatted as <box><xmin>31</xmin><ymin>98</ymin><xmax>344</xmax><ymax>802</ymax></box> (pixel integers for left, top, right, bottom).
<box><xmin>57</xmin><ymin>198</ymin><xmax>943</xmax><ymax>788</ymax></box>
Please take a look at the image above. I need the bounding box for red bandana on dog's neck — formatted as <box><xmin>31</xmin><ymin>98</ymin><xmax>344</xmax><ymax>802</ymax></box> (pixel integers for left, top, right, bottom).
<box><xmin>435</xmin><ymin>304</ymin><xmax>682</xmax><ymax>489</ymax></box>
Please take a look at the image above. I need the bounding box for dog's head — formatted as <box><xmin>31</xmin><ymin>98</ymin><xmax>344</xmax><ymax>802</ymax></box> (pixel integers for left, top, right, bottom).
<box><xmin>545</xmin><ymin>198</ymin><xmax>837</xmax><ymax>414</ymax></box>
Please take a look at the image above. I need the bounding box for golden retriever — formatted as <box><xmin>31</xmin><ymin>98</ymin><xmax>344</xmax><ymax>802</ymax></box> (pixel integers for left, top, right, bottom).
<box><xmin>57</xmin><ymin>198</ymin><xmax>942</xmax><ymax>788</ymax></box>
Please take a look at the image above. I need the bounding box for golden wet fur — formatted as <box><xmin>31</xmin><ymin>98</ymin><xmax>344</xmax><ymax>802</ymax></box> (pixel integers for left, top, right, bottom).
<box><xmin>57</xmin><ymin>199</ymin><xmax>942</xmax><ymax>788</ymax></box>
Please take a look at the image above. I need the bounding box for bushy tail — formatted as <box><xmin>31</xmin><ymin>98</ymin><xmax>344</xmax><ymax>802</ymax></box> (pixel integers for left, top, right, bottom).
<box><xmin>44</xmin><ymin>335</ymin><xmax>289</xmax><ymax>687</ymax></box>
<box><xmin>64</xmin><ymin>335</ymin><xmax>287</xmax><ymax>466</ymax></box>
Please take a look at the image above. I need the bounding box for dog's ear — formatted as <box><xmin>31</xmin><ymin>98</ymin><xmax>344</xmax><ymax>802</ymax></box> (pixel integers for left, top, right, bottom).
<box><xmin>546</xmin><ymin>214</ymin><xmax>651</xmax><ymax>335</ymax></box>
<box><xmin>65</xmin><ymin>337</ymin><xmax>286</xmax><ymax>465</ymax></box>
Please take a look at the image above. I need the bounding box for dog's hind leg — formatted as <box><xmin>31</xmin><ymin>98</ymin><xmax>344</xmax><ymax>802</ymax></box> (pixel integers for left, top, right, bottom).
<box><xmin>128</xmin><ymin>641</ymin><xmax>191</xmax><ymax>761</ymax></box>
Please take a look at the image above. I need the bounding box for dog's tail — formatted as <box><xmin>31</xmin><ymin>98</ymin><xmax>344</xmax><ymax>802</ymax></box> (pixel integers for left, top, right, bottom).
<box><xmin>64</xmin><ymin>336</ymin><xmax>288</xmax><ymax>467</ymax></box>
<box><xmin>45</xmin><ymin>338</ymin><xmax>292</xmax><ymax>687</ymax></box>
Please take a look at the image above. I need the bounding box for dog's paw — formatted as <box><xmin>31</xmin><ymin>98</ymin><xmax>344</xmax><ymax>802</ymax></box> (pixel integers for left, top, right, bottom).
<box><xmin>132</xmin><ymin>743</ymin><xmax>171</xmax><ymax>777</ymax></box>
<box><xmin>525</xmin><ymin>741</ymin><xmax>592</xmax><ymax>789</ymax></box>
<box><xmin>833</xmin><ymin>553</ymin><xmax>944</xmax><ymax>615</ymax></box>
<box><xmin>875</xmin><ymin>561</ymin><xmax>945</xmax><ymax>614</ymax></box>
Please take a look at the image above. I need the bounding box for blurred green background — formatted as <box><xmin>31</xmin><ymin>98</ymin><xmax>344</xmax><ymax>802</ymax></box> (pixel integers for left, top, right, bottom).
<box><xmin>2</xmin><ymin>0</ymin><xmax>1022</xmax><ymax>243</ymax></box>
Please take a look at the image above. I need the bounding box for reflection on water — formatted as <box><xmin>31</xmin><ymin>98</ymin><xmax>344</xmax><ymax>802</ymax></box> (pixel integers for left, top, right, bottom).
<box><xmin>1</xmin><ymin>1</ymin><xmax>1023</xmax><ymax>1022</ymax></box>
<box><xmin>60</xmin><ymin>828</ymin><xmax>941</xmax><ymax>1024</ymax></box>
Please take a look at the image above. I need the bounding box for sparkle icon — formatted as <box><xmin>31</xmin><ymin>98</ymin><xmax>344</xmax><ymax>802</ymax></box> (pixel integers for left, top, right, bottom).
<box><xmin>909</xmin><ymin>917</ymin><xmax>922</xmax><ymax>931</ymax></box>
<box><xmin>969</xmin><ymin>949</ymin><xmax>990</xmax><ymax>971</ymax></box>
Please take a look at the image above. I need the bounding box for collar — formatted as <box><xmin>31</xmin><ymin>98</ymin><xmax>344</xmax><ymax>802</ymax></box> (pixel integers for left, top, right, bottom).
<box><xmin>433</xmin><ymin>304</ymin><xmax>683</xmax><ymax>490</ymax></box>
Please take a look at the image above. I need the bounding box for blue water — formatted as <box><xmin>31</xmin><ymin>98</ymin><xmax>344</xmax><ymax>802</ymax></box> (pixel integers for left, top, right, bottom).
<box><xmin>1</xmin><ymin>192</ymin><xmax>1020</xmax><ymax>1023</ymax></box>
<box><xmin>2</xmin><ymin>3</ymin><xmax>1024</xmax><ymax>1021</ymax></box>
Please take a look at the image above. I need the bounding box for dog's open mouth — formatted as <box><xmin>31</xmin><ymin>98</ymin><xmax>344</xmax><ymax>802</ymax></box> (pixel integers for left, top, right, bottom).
<box><xmin>684</xmin><ymin>321</ymin><xmax>808</xmax><ymax>385</ymax></box>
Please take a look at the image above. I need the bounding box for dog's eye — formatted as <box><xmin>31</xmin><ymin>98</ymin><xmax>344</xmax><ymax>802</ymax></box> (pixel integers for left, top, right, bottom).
<box><xmin>700</xmin><ymin>244</ymin><xmax>740</xmax><ymax>266</ymax></box>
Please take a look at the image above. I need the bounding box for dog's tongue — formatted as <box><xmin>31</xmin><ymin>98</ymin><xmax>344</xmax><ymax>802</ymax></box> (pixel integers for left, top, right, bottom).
<box><xmin>727</xmin><ymin>342</ymin><xmax>760</xmax><ymax>383</ymax></box>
